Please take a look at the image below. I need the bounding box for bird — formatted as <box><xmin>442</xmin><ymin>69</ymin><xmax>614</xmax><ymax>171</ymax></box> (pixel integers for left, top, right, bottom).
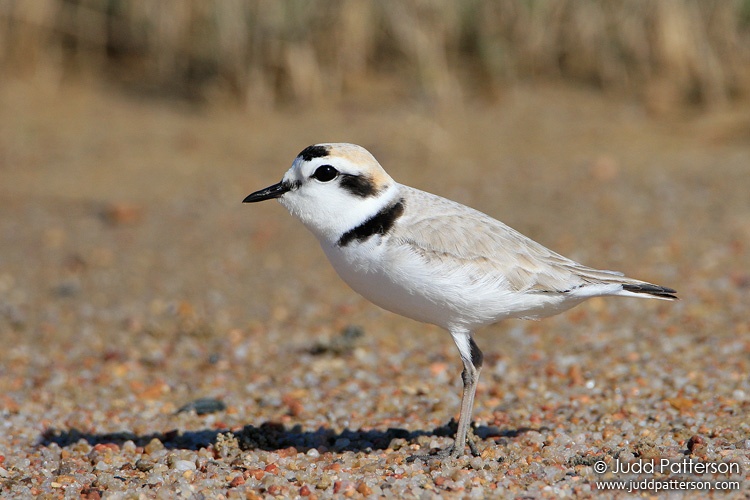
<box><xmin>243</xmin><ymin>143</ymin><xmax>677</xmax><ymax>458</ymax></box>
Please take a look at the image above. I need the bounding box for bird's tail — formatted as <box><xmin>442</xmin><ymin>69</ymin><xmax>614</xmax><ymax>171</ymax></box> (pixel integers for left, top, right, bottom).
<box><xmin>572</xmin><ymin>266</ymin><xmax>678</xmax><ymax>301</ymax></box>
<box><xmin>620</xmin><ymin>282</ymin><xmax>678</xmax><ymax>300</ymax></box>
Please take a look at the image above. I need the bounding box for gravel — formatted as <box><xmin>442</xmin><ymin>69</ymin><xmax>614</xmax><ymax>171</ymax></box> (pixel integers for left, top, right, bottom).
<box><xmin>0</xmin><ymin>82</ymin><xmax>748</xmax><ymax>497</ymax></box>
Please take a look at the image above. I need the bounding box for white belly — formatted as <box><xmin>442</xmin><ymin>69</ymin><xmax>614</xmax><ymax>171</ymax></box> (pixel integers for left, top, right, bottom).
<box><xmin>321</xmin><ymin>238</ymin><xmax>580</xmax><ymax>331</ymax></box>
<box><xmin>324</xmin><ymin>241</ymin><xmax>454</xmax><ymax>326</ymax></box>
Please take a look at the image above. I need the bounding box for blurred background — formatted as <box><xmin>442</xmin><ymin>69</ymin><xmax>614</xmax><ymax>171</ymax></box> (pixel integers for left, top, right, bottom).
<box><xmin>3</xmin><ymin>0</ymin><xmax>750</xmax><ymax>109</ymax></box>
<box><xmin>0</xmin><ymin>0</ymin><xmax>749</xmax><ymax>489</ymax></box>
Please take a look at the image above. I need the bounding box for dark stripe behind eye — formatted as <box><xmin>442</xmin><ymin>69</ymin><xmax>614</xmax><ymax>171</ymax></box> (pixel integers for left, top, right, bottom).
<box><xmin>340</xmin><ymin>174</ymin><xmax>379</xmax><ymax>198</ymax></box>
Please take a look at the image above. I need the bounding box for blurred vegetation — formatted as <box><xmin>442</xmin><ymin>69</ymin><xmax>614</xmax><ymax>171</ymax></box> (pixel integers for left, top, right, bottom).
<box><xmin>1</xmin><ymin>0</ymin><xmax>749</xmax><ymax>111</ymax></box>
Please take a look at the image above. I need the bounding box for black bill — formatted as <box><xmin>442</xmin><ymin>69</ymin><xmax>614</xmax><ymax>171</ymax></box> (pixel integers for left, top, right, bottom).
<box><xmin>243</xmin><ymin>182</ymin><xmax>289</xmax><ymax>203</ymax></box>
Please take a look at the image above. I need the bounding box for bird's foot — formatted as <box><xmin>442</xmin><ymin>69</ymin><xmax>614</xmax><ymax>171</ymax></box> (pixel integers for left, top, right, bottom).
<box><xmin>407</xmin><ymin>429</ymin><xmax>482</xmax><ymax>462</ymax></box>
<box><xmin>467</xmin><ymin>432</ymin><xmax>481</xmax><ymax>457</ymax></box>
<box><xmin>406</xmin><ymin>445</ymin><xmax>459</xmax><ymax>462</ymax></box>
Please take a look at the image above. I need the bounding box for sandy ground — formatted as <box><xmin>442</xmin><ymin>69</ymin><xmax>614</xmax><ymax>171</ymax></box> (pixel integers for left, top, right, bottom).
<box><xmin>0</xmin><ymin>79</ymin><xmax>749</xmax><ymax>498</ymax></box>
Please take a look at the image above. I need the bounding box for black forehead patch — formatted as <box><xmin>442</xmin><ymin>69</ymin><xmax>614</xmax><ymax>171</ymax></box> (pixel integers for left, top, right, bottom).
<box><xmin>297</xmin><ymin>144</ymin><xmax>330</xmax><ymax>161</ymax></box>
<box><xmin>340</xmin><ymin>173</ymin><xmax>379</xmax><ymax>198</ymax></box>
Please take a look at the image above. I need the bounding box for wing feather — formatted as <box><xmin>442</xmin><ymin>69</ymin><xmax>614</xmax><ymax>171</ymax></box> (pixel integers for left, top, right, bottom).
<box><xmin>390</xmin><ymin>187</ymin><xmax>630</xmax><ymax>294</ymax></box>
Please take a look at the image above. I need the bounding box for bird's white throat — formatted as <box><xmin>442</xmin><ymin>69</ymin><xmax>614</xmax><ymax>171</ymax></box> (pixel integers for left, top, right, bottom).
<box><xmin>279</xmin><ymin>181</ymin><xmax>402</xmax><ymax>244</ymax></box>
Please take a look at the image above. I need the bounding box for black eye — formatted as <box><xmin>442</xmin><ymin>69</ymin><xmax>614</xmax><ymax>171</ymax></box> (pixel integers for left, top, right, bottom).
<box><xmin>312</xmin><ymin>165</ymin><xmax>339</xmax><ymax>182</ymax></box>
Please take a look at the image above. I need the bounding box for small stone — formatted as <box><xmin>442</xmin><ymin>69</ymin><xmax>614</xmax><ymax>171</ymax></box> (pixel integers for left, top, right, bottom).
<box><xmin>247</xmin><ymin>468</ymin><xmax>264</xmax><ymax>480</ymax></box>
<box><xmin>687</xmin><ymin>435</ymin><xmax>707</xmax><ymax>455</ymax></box>
<box><xmin>144</xmin><ymin>438</ymin><xmax>165</xmax><ymax>455</ymax></box>
<box><xmin>81</xmin><ymin>486</ymin><xmax>102</xmax><ymax>500</ymax></box>
<box><xmin>121</xmin><ymin>440</ymin><xmax>137</xmax><ymax>453</ymax></box>
<box><xmin>317</xmin><ymin>474</ymin><xmax>332</xmax><ymax>489</ymax></box>
<box><xmin>266</xmin><ymin>485</ymin><xmax>284</xmax><ymax>496</ymax></box>
<box><xmin>177</xmin><ymin>397</ymin><xmax>226</xmax><ymax>415</ymax></box>
<box><xmin>151</xmin><ymin>464</ymin><xmax>168</xmax><ymax>474</ymax></box>
<box><xmin>135</xmin><ymin>459</ymin><xmax>153</xmax><ymax>472</ymax></box>
<box><xmin>214</xmin><ymin>433</ymin><xmax>240</xmax><ymax>458</ymax></box>
<box><xmin>264</xmin><ymin>463</ymin><xmax>279</xmax><ymax>474</ymax></box>
<box><xmin>172</xmin><ymin>460</ymin><xmax>196</xmax><ymax>472</ymax></box>
<box><xmin>667</xmin><ymin>396</ymin><xmax>695</xmax><ymax>411</ymax></box>
<box><xmin>356</xmin><ymin>482</ymin><xmax>372</xmax><ymax>495</ymax></box>
<box><xmin>229</xmin><ymin>475</ymin><xmax>245</xmax><ymax>487</ymax></box>
<box><xmin>389</xmin><ymin>438</ymin><xmax>407</xmax><ymax>450</ymax></box>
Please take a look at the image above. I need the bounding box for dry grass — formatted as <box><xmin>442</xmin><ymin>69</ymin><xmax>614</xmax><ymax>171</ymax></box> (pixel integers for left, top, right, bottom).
<box><xmin>1</xmin><ymin>0</ymin><xmax>749</xmax><ymax>110</ymax></box>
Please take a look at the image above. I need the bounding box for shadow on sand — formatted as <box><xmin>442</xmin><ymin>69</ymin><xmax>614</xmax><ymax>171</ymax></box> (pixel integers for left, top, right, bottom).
<box><xmin>39</xmin><ymin>421</ymin><xmax>536</xmax><ymax>454</ymax></box>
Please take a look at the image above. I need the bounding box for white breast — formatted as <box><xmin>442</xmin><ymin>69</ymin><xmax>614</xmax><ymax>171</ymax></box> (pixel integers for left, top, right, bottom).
<box><xmin>320</xmin><ymin>233</ymin><xmax>582</xmax><ymax>331</ymax></box>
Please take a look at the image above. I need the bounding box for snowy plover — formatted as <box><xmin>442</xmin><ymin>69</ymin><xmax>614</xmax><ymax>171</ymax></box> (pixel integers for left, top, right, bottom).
<box><xmin>244</xmin><ymin>143</ymin><xmax>677</xmax><ymax>458</ymax></box>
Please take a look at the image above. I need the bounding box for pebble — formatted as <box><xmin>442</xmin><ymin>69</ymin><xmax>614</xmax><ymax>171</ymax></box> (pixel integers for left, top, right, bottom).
<box><xmin>173</xmin><ymin>460</ymin><xmax>197</xmax><ymax>472</ymax></box>
<box><xmin>136</xmin><ymin>459</ymin><xmax>154</xmax><ymax>472</ymax></box>
<box><xmin>144</xmin><ymin>439</ymin><xmax>165</xmax><ymax>455</ymax></box>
